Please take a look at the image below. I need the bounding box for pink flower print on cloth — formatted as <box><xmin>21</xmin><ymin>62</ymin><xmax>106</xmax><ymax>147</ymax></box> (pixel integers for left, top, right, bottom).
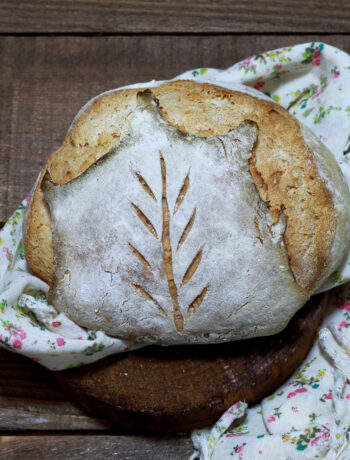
<box><xmin>191</xmin><ymin>283</ymin><xmax>350</xmax><ymax>459</ymax></box>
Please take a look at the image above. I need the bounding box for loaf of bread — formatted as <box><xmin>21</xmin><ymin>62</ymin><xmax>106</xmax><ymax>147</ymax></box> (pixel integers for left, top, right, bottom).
<box><xmin>24</xmin><ymin>80</ymin><xmax>350</xmax><ymax>344</ymax></box>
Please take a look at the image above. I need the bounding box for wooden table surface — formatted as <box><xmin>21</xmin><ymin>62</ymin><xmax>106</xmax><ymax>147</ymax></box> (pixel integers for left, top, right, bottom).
<box><xmin>0</xmin><ymin>1</ymin><xmax>349</xmax><ymax>458</ymax></box>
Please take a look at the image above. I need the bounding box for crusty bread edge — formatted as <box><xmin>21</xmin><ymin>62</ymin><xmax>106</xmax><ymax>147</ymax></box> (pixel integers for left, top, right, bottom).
<box><xmin>24</xmin><ymin>80</ymin><xmax>347</xmax><ymax>295</ymax></box>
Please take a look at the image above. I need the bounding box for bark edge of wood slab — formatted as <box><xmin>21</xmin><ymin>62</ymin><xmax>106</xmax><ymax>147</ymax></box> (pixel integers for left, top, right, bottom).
<box><xmin>56</xmin><ymin>293</ymin><xmax>327</xmax><ymax>434</ymax></box>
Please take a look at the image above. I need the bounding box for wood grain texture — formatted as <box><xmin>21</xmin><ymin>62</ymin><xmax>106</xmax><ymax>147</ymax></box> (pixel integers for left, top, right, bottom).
<box><xmin>0</xmin><ymin>0</ymin><xmax>349</xmax><ymax>33</ymax></box>
<box><xmin>0</xmin><ymin>435</ymin><xmax>193</xmax><ymax>459</ymax></box>
<box><xmin>57</xmin><ymin>294</ymin><xmax>327</xmax><ymax>434</ymax></box>
<box><xmin>0</xmin><ymin>348</ymin><xmax>118</xmax><ymax>431</ymax></box>
<box><xmin>0</xmin><ymin>347</ymin><xmax>66</xmax><ymax>401</ymax></box>
<box><xmin>0</xmin><ymin>407</ymin><xmax>113</xmax><ymax>431</ymax></box>
<box><xmin>0</xmin><ymin>34</ymin><xmax>349</xmax><ymax>222</ymax></box>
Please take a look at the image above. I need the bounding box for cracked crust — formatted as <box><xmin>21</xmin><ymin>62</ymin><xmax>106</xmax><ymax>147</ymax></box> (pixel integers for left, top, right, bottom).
<box><xmin>25</xmin><ymin>80</ymin><xmax>350</xmax><ymax>296</ymax></box>
<box><xmin>40</xmin><ymin>101</ymin><xmax>306</xmax><ymax>343</ymax></box>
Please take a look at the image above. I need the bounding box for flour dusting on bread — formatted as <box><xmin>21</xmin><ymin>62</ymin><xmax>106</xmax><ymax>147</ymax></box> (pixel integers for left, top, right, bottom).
<box><xmin>24</xmin><ymin>80</ymin><xmax>350</xmax><ymax>344</ymax></box>
<box><xmin>42</xmin><ymin>91</ymin><xmax>308</xmax><ymax>344</ymax></box>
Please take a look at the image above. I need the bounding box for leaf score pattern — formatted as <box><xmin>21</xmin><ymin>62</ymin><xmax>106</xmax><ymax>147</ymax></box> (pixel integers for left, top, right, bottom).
<box><xmin>128</xmin><ymin>153</ymin><xmax>209</xmax><ymax>332</ymax></box>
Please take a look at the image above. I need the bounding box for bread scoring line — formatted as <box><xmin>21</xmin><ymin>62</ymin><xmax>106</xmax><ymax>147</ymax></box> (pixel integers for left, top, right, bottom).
<box><xmin>128</xmin><ymin>147</ymin><xmax>208</xmax><ymax>332</ymax></box>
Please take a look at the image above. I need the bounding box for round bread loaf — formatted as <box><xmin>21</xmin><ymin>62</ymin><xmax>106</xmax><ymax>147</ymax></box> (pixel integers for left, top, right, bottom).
<box><xmin>25</xmin><ymin>80</ymin><xmax>350</xmax><ymax>344</ymax></box>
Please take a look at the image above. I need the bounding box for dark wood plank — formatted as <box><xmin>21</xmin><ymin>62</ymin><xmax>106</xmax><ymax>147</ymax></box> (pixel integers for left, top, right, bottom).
<box><xmin>0</xmin><ymin>348</ymin><xmax>117</xmax><ymax>431</ymax></box>
<box><xmin>0</xmin><ymin>347</ymin><xmax>68</xmax><ymax>402</ymax></box>
<box><xmin>0</xmin><ymin>34</ymin><xmax>349</xmax><ymax>222</ymax></box>
<box><xmin>0</xmin><ymin>0</ymin><xmax>349</xmax><ymax>33</ymax></box>
<box><xmin>0</xmin><ymin>407</ymin><xmax>112</xmax><ymax>431</ymax></box>
<box><xmin>0</xmin><ymin>435</ymin><xmax>193</xmax><ymax>459</ymax></box>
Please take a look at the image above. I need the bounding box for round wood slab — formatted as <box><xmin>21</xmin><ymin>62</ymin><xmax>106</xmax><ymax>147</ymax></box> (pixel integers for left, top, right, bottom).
<box><xmin>57</xmin><ymin>293</ymin><xmax>327</xmax><ymax>433</ymax></box>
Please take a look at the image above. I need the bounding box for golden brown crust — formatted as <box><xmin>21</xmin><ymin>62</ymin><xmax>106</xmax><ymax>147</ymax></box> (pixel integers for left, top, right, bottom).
<box><xmin>46</xmin><ymin>89</ymin><xmax>140</xmax><ymax>185</ymax></box>
<box><xmin>24</xmin><ymin>169</ymin><xmax>54</xmax><ymax>285</ymax></box>
<box><xmin>26</xmin><ymin>80</ymin><xmax>336</xmax><ymax>292</ymax></box>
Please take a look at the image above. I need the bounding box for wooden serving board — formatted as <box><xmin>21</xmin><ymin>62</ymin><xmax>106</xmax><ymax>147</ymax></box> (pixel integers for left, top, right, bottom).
<box><xmin>57</xmin><ymin>293</ymin><xmax>327</xmax><ymax>434</ymax></box>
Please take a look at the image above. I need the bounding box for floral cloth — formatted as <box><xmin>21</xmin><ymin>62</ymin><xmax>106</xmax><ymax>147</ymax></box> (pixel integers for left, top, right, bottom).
<box><xmin>0</xmin><ymin>44</ymin><xmax>350</xmax><ymax>457</ymax></box>
<box><xmin>190</xmin><ymin>289</ymin><xmax>350</xmax><ymax>459</ymax></box>
<box><xmin>185</xmin><ymin>43</ymin><xmax>350</xmax><ymax>459</ymax></box>
<box><xmin>0</xmin><ymin>197</ymin><xmax>142</xmax><ymax>369</ymax></box>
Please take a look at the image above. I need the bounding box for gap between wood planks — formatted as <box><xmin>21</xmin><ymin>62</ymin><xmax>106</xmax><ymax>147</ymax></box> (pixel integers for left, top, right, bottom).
<box><xmin>0</xmin><ymin>31</ymin><xmax>350</xmax><ymax>36</ymax></box>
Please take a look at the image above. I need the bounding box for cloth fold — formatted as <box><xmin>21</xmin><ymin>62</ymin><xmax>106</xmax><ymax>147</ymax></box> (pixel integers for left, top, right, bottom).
<box><xmin>190</xmin><ymin>286</ymin><xmax>350</xmax><ymax>459</ymax></box>
<box><xmin>0</xmin><ymin>198</ymin><xmax>141</xmax><ymax>369</ymax></box>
